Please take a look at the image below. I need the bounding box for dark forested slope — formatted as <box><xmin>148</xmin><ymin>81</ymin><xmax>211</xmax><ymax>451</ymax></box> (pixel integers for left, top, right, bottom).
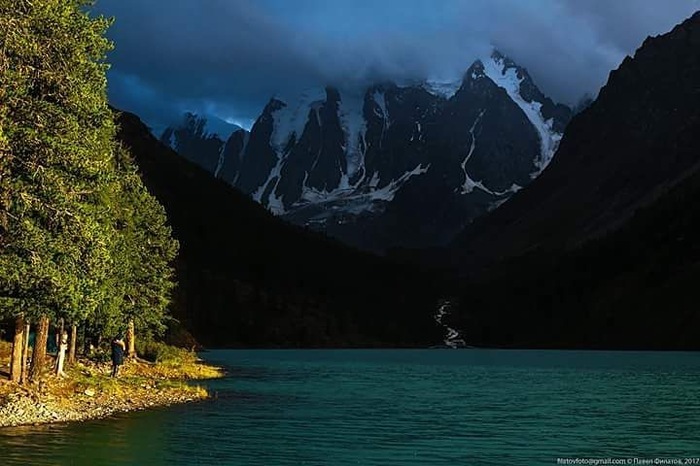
<box><xmin>447</xmin><ymin>11</ymin><xmax>700</xmax><ymax>349</ymax></box>
<box><xmin>115</xmin><ymin>111</ymin><xmax>443</xmax><ymax>347</ymax></box>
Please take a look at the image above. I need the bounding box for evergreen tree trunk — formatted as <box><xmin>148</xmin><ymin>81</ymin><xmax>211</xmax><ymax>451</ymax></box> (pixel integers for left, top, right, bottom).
<box><xmin>10</xmin><ymin>315</ymin><xmax>25</xmax><ymax>383</ymax></box>
<box><xmin>30</xmin><ymin>315</ymin><xmax>50</xmax><ymax>381</ymax></box>
<box><xmin>20</xmin><ymin>321</ymin><xmax>30</xmax><ymax>384</ymax></box>
<box><xmin>68</xmin><ymin>324</ymin><xmax>77</xmax><ymax>364</ymax></box>
<box><xmin>126</xmin><ymin>318</ymin><xmax>136</xmax><ymax>358</ymax></box>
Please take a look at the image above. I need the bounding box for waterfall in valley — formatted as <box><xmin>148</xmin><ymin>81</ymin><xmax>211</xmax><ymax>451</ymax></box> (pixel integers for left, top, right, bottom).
<box><xmin>434</xmin><ymin>299</ymin><xmax>467</xmax><ymax>348</ymax></box>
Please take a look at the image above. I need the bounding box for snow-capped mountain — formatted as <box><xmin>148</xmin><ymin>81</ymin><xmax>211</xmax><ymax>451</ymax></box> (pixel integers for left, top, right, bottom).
<box><xmin>161</xmin><ymin>51</ymin><xmax>571</xmax><ymax>251</ymax></box>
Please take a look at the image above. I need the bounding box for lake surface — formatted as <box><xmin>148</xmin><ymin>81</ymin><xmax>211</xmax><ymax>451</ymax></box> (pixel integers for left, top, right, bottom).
<box><xmin>2</xmin><ymin>349</ymin><xmax>700</xmax><ymax>465</ymax></box>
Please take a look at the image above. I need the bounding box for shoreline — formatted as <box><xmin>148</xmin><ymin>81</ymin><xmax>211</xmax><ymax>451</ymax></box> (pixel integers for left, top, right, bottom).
<box><xmin>0</xmin><ymin>354</ymin><xmax>223</xmax><ymax>429</ymax></box>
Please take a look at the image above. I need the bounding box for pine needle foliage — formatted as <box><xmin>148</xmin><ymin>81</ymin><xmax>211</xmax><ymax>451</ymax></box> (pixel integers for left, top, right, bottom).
<box><xmin>0</xmin><ymin>0</ymin><xmax>178</xmax><ymax>339</ymax></box>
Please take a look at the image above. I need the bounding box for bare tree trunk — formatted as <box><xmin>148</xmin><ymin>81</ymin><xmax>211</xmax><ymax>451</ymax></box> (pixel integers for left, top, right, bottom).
<box><xmin>10</xmin><ymin>315</ymin><xmax>25</xmax><ymax>383</ymax></box>
<box><xmin>68</xmin><ymin>324</ymin><xmax>77</xmax><ymax>364</ymax></box>
<box><xmin>126</xmin><ymin>319</ymin><xmax>136</xmax><ymax>358</ymax></box>
<box><xmin>20</xmin><ymin>320</ymin><xmax>30</xmax><ymax>384</ymax></box>
<box><xmin>30</xmin><ymin>315</ymin><xmax>50</xmax><ymax>381</ymax></box>
<box><xmin>56</xmin><ymin>331</ymin><xmax>68</xmax><ymax>377</ymax></box>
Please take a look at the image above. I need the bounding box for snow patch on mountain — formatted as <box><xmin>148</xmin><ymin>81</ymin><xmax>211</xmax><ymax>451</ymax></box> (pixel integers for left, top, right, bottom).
<box><xmin>481</xmin><ymin>54</ymin><xmax>562</xmax><ymax>174</ymax></box>
<box><xmin>252</xmin><ymin>151</ymin><xmax>286</xmax><ymax>214</ymax></box>
<box><xmin>299</xmin><ymin>179</ymin><xmax>352</xmax><ymax>205</ymax></box>
<box><xmin>271</xmin><ymin>89</ymin><xmax>326</xmax><ymax>153</ymax></box>
<box><xmin>267</xmin><ymin>190</ymin><xmax>286</xmax><ymax>216</ymax></box>
<box><xmin>423</xmin><ymin>79</ymin><xmax>462</xmax><ymax>99</ymax></box>
<box><xmin>457</xmin><ymin>110</ymin><xmax>521</xmax><ymax>197</ymax></box>
<box><xmin>294</xmin><ymin>163</ymin><xmax>430</xmax><ymax>221</ymax></box>
<box><xmin>213</xmin><ymin>144</ymin><xmax>227</xmax><ymax>178</ymax></box>
<box><xmin>369</xmin><ymin>163</ymin><xmax>430</xmax><ymax>202</ymax></box>
<box><xmin>460</xmin><ymin>110</ymin><xmax>486</xmax><ymax>194</ymax></box>
<box><xmin>338</xmin><ymin>92</ymin><xmax>367</xmax><ymax>178</ymax></box>
<box><xmin>372</xmin><ymin>91</ymin><xmax>390</xmax><ymax>128</ymax></box>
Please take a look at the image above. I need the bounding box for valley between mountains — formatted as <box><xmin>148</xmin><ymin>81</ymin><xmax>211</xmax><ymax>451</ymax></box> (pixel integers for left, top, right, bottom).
<box><xmin>119</xmin><ymin>12</ymin><xmax>700</xmax><ymax>350</ymax></box>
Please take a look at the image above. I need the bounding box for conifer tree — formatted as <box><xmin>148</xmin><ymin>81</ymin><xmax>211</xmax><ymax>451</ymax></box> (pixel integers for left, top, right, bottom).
<box><xmin>0</xmin><ymin>0</ymin><xmax>178</xmax><ymax>379</ymax></box>
<box><xmin>0</xmin><ymin>0</ymin><xmax>118</xmax><ymax>378</ymax></box>
<box><xmin>116</xmin><ymin>147</ymin><xmax>178</xmax><ymax>348</ymax></box>
<box><xmin>86</xmin><ymin>146</ymin><xmax>178</xmax><ymax>349</ymax></box>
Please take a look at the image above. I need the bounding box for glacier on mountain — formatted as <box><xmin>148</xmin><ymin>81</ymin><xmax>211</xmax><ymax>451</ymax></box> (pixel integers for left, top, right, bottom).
<box><xmin>480</xmin><ymin>54</ymin><xmax>562</xmax><ymax>175</ymax></box>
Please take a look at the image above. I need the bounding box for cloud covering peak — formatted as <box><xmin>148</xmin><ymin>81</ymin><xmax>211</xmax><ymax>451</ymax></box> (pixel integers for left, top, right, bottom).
<box><xmin>96</xmin><ymin>0</ymin><xmax>700</xmax><ymax>131</ymax></box>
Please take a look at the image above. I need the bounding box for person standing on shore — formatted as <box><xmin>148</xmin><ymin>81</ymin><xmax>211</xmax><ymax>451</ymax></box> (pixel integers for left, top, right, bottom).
<box><xmin>111</xmin><ymin>335</ymin><xmax>126</xmax><ymax>378</ymax></box>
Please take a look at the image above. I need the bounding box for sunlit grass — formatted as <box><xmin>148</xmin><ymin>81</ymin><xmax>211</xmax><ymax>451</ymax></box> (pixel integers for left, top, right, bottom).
<box><xmin>1</xmin><ymin>339</ymin><xmax>220</xmax><ymax>419</ymax></box>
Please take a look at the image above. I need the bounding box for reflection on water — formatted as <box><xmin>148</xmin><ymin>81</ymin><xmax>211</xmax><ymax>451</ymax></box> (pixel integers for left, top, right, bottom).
<box><xmin>2</xmin><ymin>349</ymin><xmax>700</xmax><ymax>465</ymax></box>
<box><xmin>0</xmin><ymin>408</ymin><xmax>170</xmax><ymax>465</ymax></box>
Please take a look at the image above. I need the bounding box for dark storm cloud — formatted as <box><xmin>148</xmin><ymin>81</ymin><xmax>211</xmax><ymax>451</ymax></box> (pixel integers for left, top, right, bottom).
<box><xmin>95</xmin><ymin>0</ymin><xmax>699</xmax><ymax>131</ymax></box>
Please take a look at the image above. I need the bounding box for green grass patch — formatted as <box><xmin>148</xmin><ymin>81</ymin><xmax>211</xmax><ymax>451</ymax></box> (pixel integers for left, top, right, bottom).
<box><xmin>136</xmin><ymin>340</ymin><xmax>197</xmax><ymax>366</ymax></box>
<box><xmin>133</xmin><ymin>341</ymin><xmax>222</xmax><ymax>380</ymax></box>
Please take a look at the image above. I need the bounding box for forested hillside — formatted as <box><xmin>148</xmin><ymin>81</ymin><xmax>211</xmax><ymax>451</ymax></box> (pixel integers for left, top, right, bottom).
<box><xmin>116</xmin><ymin>111</ymin><xmax>444</xmax><ymax>347</ymax></box>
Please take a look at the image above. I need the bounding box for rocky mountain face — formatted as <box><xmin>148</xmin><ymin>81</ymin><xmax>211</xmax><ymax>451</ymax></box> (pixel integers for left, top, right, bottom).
<box><xmin>445</xmin><ymin>11</ymin><xmax>700</xmax><ymax>350</ymax></box>
<box><xmin>159</xmin><ymin>51</ymin><xmax>571</xmax><ymax>251</ymax></box>
<box><xmin>160</xmin><ymin>112</ymin><xmax>246</xmax><ymax>178</ymax></box>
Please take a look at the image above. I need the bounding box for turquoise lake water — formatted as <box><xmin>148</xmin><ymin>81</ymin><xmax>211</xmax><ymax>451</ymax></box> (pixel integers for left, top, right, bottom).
<box><xmin>2</xmin><ymin>349</ymin><xmax>700</xmax><ymax>465</ymax></box>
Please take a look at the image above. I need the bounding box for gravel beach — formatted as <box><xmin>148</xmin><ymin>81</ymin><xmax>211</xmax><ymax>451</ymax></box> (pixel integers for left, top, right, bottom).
<box><xmin>0</xmin><ymin>351</ymin><xmax>221</xmax><ymax>428</ymax></box>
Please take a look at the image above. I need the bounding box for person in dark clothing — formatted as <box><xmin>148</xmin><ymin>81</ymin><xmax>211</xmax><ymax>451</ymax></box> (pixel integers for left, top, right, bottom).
<box><xmin>111</xmin><ymin>335</ymin><xmax>126</xmax><ymax>378</ymax></box>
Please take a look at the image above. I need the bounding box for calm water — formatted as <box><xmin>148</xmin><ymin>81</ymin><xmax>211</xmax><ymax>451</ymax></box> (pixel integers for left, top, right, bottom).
<box><xmin>2</xmin><ymin>349</ymin><xmax>700</xmax><ymax>465</ymax></box>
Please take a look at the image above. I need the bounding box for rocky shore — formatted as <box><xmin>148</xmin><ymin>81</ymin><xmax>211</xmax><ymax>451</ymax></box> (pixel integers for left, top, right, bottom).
<box><xmin>0</xmin><ymin>347</ymin><xmax>223</xmax><ymax>428</ymax></box>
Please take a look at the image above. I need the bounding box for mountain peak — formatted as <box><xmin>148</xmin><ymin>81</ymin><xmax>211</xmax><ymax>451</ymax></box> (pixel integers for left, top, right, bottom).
<box><xmin>422</xmin><ymin>78</ymin><xmax>463</xmax><ymax>99</ymax></box>
<box><xmin>464</xmin><ymin>59</ymin><xmax>486</xmax><ymax>81</ymax></box>
<box><xmin>490</xmin><ymin>49</ymin><xmax>513</xmax><ymax>66</ymax></box>
<box><xmin>160</xmin><ymin>52</ymin><xmax>571</xmax><ymax>251</ymax></box>
<box><xmin>325</xmin><ymin>86</ymin><xmax>341</xmax><ymax>103</ymax></box>
<box><xmin>491</xmin><ymin>49</ymin><xmax>528</xmax><ymax>70</ymax></box>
